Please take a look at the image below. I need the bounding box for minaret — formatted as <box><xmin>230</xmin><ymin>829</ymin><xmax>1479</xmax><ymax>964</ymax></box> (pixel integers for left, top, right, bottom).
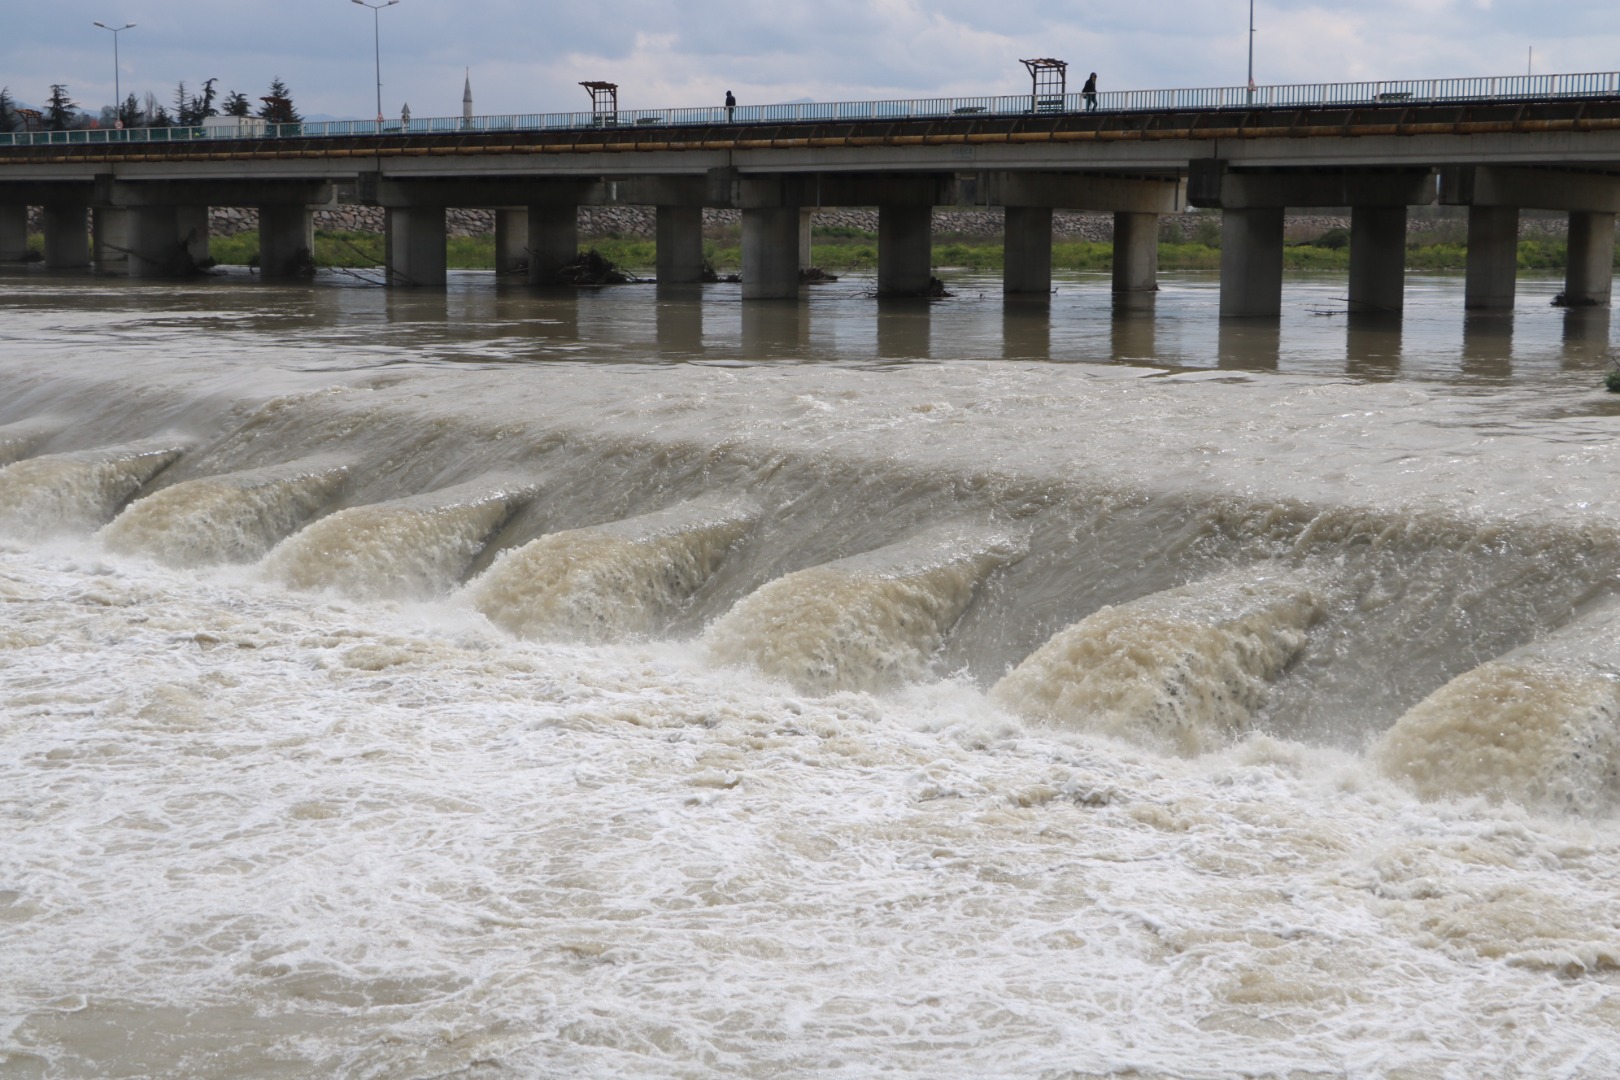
<box><xmin>463</xmin><ymin>71</ymin><xmax>473</xmax><ymax>124</ymax></box>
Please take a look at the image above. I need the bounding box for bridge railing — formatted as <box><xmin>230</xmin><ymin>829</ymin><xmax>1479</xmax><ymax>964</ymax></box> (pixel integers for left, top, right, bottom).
<box><xmin>5</xmin><ymin>70</ymin><xmax>1620</xmax><ymax>147</ymax></box>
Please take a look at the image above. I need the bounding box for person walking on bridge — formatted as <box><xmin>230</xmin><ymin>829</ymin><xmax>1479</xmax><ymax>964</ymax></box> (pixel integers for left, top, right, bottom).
<box><xmin>725</xmin><ymin>90</ymin><xmax>736</xmax><ymax>121</ymax></box>
<box><xmin>1083</xmin><ymin>72</ymin><xmax>1098</xmax><ymax>111</ymax></box>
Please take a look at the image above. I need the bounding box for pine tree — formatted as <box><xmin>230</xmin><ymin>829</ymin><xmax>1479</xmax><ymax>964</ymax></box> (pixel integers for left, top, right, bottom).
<box><xmin>256</xmin><ymin>78</ymin><xmax>300</xmax><ymax>124</ymax></box>
<box><xmin>197</xmin><ymin>78</ymin><xmax>220</xmax><ymax>119</ymax></box>
<box><xmin>118</xmin><ymin>92</ymin><xmax>142</xmax><ymax>129</ymax></box>
<box><xmin>173</xmin><ymin>81</ymin><xmax>193</xmax><ymax>125</ymax></box>
<box><xmin>0</xmin><ymin>87</ymin><xmax>16</xmax><ymax>133</ymax></box>
<box><xmin>223</xmin><ymin>91</ymin><xmax>251</xmax><ymax>118</ymax></box>
<box><xmin>46</xmin><ymin>84</ymin><xmax>78</xmax><ymax>131</ymax></box>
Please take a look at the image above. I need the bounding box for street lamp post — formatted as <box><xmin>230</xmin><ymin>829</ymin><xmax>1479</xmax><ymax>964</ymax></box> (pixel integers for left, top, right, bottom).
<box><xmin>93</xmin><ymin>21</ymin><xmax>136</xmax><ymax>129</ymax></box>
<box><xmin>352</xmin><ymin>0</ymin><xmax>399</xmax><ymax>126</ymax></box>
<box><xmin>1247</xmin><ymin>0</ymin><xmax>1256</xmax><ymax>100</ymax></box>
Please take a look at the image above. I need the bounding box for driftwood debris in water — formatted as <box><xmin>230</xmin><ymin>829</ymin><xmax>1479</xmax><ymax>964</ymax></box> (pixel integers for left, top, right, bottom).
<box><xmin>559</xmin><ymin>249</ymin><xmax>644</xmax><ymax>286</ymax></box>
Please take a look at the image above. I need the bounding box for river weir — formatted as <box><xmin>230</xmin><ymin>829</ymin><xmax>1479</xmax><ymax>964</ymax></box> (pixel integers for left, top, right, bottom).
<box><xmin>2</xmin><ymin>267</ymin><xmax>1619</xmax><ymax>1077</ymax></box>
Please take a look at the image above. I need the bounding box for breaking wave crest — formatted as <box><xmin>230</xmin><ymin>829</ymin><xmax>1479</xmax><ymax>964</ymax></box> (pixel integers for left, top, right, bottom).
<box><xmin>703</xmin><ymin>526</ymin><xmax>1026</xmax><ymax>694</ymax></box>
<box><xmin>99</xmin><ymin>458</ymin><xmax>352</xmax><ymax>566</ymax></box>
<box><xmin>991</xmin><ymin>570</ymin><xmax>1324</xmax><ymax>755</ymax></box>
<box><xmin>467</xmin><ymin>497</ymin><xmax>758</xmax><ymax>642</ymax></box>
<box><xmin>263</xmin><ymin>478</ymin><xmax>535</xmax><ymax>600</ymax></box>
<box><xmin>0</xmin><ymin>441</ymin><xmax>186</xmax><ymax>541</ymax></box>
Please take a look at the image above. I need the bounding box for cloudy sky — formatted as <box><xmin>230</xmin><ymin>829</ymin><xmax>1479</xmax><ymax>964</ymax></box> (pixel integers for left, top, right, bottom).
<box><xmin>5</xmin><ymin>0</ymin><xmax>1617</xmax><ymax>121</ymax></box>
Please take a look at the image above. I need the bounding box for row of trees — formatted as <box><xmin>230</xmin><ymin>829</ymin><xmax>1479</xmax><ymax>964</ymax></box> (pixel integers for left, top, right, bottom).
<box><xmin>0</xmin><ymin>78</ymin><xmax>301</xmax><ymax>133</ymax></box>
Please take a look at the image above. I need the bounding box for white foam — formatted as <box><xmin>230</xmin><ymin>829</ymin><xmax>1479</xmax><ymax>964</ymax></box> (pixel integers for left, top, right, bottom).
<box><xmin>263</xmin><ymin>477</ymin><xmax>536</xmax><ymax>600</ymax></box>
<box><xmin>99</xmin><ymin>458</ymin><xmax>351</xmax><ymax>566</ymax></box>
<box><xmin>467</xmin><ymin>496</ymin><xmax>758</xmax><ymax>641</ymax></box>
<box><xmin>991</xmin><ymin>570</ymin><xmax>1324</xmax><ymax>755</ymax></box>
<box><xmin>1375</xmin><ymin>606</ymin><xmax>1620</xmax><ymax>814</ymax></box>
<box><xmin>0</xmin><ymin>417</ymin><xmax>58</xmax><ymax>467</ymax></box>
<box><xmin>703</xmin><ymin>526</ymin><xmax>1025</xmax><ymax>694</ymax></box>
<box><xmin>0</xmin><ymin>441</ymin><xmax>186</xmax><ymax>541</ymax></box>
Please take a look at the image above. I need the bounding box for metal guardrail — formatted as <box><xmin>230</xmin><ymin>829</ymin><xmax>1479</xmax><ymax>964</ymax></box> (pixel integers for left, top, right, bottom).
<box><xmin>4</xmin><ymin>70</ymin><xmax>1619</xmax><ymax>148</ymax></box>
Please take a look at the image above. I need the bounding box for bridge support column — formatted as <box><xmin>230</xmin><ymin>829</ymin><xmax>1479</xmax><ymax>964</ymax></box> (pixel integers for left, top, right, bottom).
<box><xmin>93</xmin><ymin>208</ymin><xmax>130</xmax><ymax>273</ymax></box>
<box><xmin>526</xmin><ymin>204</ymin><xmax>577</xmax><ymax>286</ymax></box>
<box><xmin>656</xmin><ymin>205</ymin><xmax>705</xmax><ymax>284</ymax></box>
<box><xmin>127</xmin><ymin>206</ymin><xmax>188</xmax><ymax>278</ymax></box>
<box><xmin>1564</xmin><ymin>210</ymin><xmax>1615</xmax><ymax>306</ymax></box>
<box><xmin>1464</xmin><ymin>205</ymin><xmax>1519</xmax><ymax>310</ymax></box>
<box><xmin>0</xmin><ymin>205</ymin><xmax>27</xmax><ymax>262</ymax></box>
<box><xmin>494</xmin><ymin>209</ymin><xmax>528</xmax><ymax>276</ymax></box>
<box><xmin>1218</xmin><ymin>207</ymin><xmax>1284</xmax><ymax>318</ymax></box>
<box><xmin>41</xmin><ymin>206</ymin><xmax>91</xmax><ymax>269</ymax></box>
<box><xmin>878</xmin><ymin>204</ymin><xmax>932</xmax><ymax>297</ymax></box>
<box><xmin>259</xmin><ymin>205</ymin><xmax>315</xmax><ymax>280</ymax></box>
<box><xmin>1003</xmin><ymin>206</ymin><xmax>1052</xmax><ymax>296</ymax></box>
<box><xmin>799</xmin><ymin>208</ymin><xmax>815</xmax><ymax>272</ymax></box>
<box><xmin>1112</xmin><ymin>211</ymin><xmax>1159</xmax><ymax>309</ymax></box>
<box><xmin>176</xmin><ymin>206</ymin><xmax>209</xmax><ymax>266</ymax></box>
<box><xmin>741</xmin><ymin>207</ymin><xmax>801</xmax><ymax>300</ymax></box>
<box><xmin>385</xmin><ymin>206</ymin><xmax>447</xmax><ymax>287</ymax></box>
<box><xmin>1348</xmin><ymin>205</ymin><xmax>1408</xmax><ymax>313</ymax></box>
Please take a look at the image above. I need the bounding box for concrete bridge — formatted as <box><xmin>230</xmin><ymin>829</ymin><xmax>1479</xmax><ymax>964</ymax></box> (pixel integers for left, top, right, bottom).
<box><xmin>4</xmin><ymin>71</ymin><xmax>1620</xmax><ymax>316</ymax></box>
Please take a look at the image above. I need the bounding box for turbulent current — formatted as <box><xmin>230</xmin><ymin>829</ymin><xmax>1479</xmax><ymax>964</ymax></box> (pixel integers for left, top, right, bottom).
<box><xmin>3</xmin><ymin>268</ymin><xmax>1620</xmax><ymax>1078</ymax></box>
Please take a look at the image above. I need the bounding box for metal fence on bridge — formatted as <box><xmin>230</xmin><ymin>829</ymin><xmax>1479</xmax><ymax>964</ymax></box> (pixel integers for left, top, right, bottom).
<box><xmin>4</xmin><ymin>70</ymin><xmax>1619</xmax><ymax>148</ymax></box>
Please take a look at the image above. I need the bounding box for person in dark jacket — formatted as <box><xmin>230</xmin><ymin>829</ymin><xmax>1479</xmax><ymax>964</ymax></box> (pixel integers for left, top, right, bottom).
<box><xmin>1083</xmin><ymin>73</ymin><xmax>1098</xmax><ymax>111</ymax></box>
<box><xmin>725</xmin><ymin>90</ymin><xmax>736</xmax><ymax>121</ymax></box>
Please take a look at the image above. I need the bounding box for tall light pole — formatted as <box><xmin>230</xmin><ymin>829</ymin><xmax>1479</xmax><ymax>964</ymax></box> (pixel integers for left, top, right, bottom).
<box><xmin>352</xmin><ymin>0</ymin><xmax>399</xmax><ymax>125</ymax></box>
<box><xmin>1247</xmin><ymin>0</ymin><xmax>1256</xmax><ymax>99</ymax></box>
<box><xmin>93</xmin><ymin>21</ymin><xmax>136</xmax><ymax>129</ymax></box>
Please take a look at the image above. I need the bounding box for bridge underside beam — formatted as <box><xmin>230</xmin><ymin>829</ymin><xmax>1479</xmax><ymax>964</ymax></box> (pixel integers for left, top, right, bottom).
<box><xmin>1189</xmin><ymin>162</ymin><xmax>1438</xmax><ymax>209</ymax></box>
<box><xmin>386</xmin><ymin>206</ymin><xmax>447</xmax><ymax>287</ymax></box>
<box><xmin>0</xmin><ymin>205</ymin><xmax>26</xmax><ymax>262</ymax></box>
<box><xmin>94</xmin><ymin>177</ymin><xmax>336</xmax><ymax>209</ymax></box>
<box><xmin>978</xmin><ymin>171</ymin><xmax>1185</xmax><ymax>213</ymax></box>
<box><xmin>1439</xmin><ymin>165</ymin><xmax>1620</xmax><ymax>213</ymax></box>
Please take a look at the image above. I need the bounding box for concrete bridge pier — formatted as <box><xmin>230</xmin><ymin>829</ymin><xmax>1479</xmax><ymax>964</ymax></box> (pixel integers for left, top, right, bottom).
<box><xmin>93</xmin><ymin>208</ymin><xmax>130</xmax><ymax>273</ymax></box>
<box><xmin>741</xmin><ymin>207</ymin><xmax>803</xmax><ymax>300</ymax></box>
<box><xmin>877</xmin><ymin>204</ymin><xmax>933</xmax><ymax>297</ymax></box>
<box><xmin>127</xmin><ymin>206</ymin><xmax>188</xmax><ymax>278</ymax></box>
<box><xmin>1443</xmin><ymin>166</ymin><xmax>1620</xmax><ymax>310</ymax></box>
<box><xmin>1112</xmin><ymin>211</ymin><xmax>1160</xmax><ymax>310</ymax></box>
<box><xmin>526</xmin><ymin>204</ymin><xmax>578</xmax><ymax>286</ymax></box>
<box><xmin>1218</xmin><ymin>208</ymin><xmax>1286</xmax><ymax>318</ymax></box>
<box><xmin>1565</xmin><ymin>210</ymin><xmax>1616</xmax><ymax>307</ymax></box>
<box><xmin>1193</xmin><ymin>162</ymin><xmax>1437</xmax><ymax>317</ymax></box>
<box><xmin>176</xmin><ymin>206</ymin><xmax>210</xmax><ymax>267</ymax></box>
<box><xmin>0</xmin><ymin>205</ymin><xmax>27</xmax><ymax>262</ymax></box>
<box><xmin>1464</xmin><ymin>206</ymin><xmax>1520</xmax><ymax>310</ymax></box>
<box><xmin>259</xmin><ymin>205</ymin><xmax>316</xmax><ymax>280</ymax></box>
<box><xmin>385</xmin><ymin>206</ymin><xmax>447</xmax><ymax>287</ymax></box>
<box><xmin>42</xmin><ymin>206</ymin><xmax>91</xmax><ymax>269</ymax></box>
<box><xmin>1348</xmin><ymin>206</ymin><xmax>1408</xmax><ymax>314</ymax></box>
<box><xmin>656</xmin><ymin>205</ymin><xmax>705</xmax><ymax>284</ymax></box>
<box><xmin>494</xmin><ymin>209</ymin><xmax>528</xmax><ymax>277</ymax></box>
<box><xmin>1004</xmin><ymin>207</ymin><xmax>1053</xmax><ymax>296</ymax></box>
